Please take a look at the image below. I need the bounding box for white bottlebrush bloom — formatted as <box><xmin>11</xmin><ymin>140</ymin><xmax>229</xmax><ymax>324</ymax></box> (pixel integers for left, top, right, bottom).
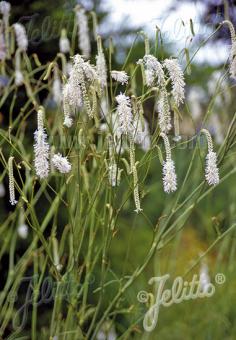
<box><xmin>156</xmin><ymin>88</ymin><xmax>172</xmax><ymax>133</ymax></box>
<box><xmin>0</xmin><ymin>1</ymin><xmax>10</xmax><ymax>15</ymax></box>
<box><xmin>18</xmin><ymin>223</ymin><xmax>29</xmax><ymax>239</ymax></box>
<box><xmin>34</xmin><ymin>108</ymin><xmax>50</xmax><ymax>179</ymax></box>
<box><xmin>0</xmin><ymin>1</ymin><xmax>10</xmax><ymax>24</ymax></box>
<box><xmin>34</xmin><ymin>129</ymin><xmax>50</xmax><ymax>179</ymax></box>
<box><xmin>201</xmin><ymin>129</ymin><xmax>219</xmax><ymax>186</ymax></box>
<box><xmin>59</xmin><ymin>29</ymin><xmax>70</xmax><ymax>53</ymax></box>
<box><xmin>96</xmin><ymin>50</ymin><xmax>107</xmax><ymax>88</ymax></box>
<box><xmin>163</xmin><ymin>58</ymin><xmax>185</xmax><ymax>107</ymax></box>
<box><xmin>52</xmin><ymin>153</ymin><xmax>71</xmax><ymax>174</ymax></box>
<box><xmin>138</xmin><ymin>54</ymin><xmax>165</xmax><ymax>87</ymax></box>
<box><xmin>13</xmin><ymin>23</ymin><xmax>28</xmax><ymax>51</ymax></box>
<box><xmin>111</xmin><ymin>70</ymin><xmax>129</xmax><ymax>85</ymax></box>
<box><xmin>160</xmin><ymin>133</ymin><xmax>177</xmax><ymax>193</ymax></box>
<box><xmin>162</xmin><ymin>159</ymin><xmax>177</xmax><ymax>193</ymax></box>
<box><xmin>205</xmin><ymin>151</ymin><xmax>219</xmax><ymax>186</ymax></box>
<box><xmin>229</xmin><ymin>41</ymin><xmax>236</xmax><ymax>78</ymax></box>
<box><xmin>63</xmin><ymin>54</ymin><xmax>98</xmax><ymax>121</ymax></box>
<box><xmin>115</xmin><ymin>93</ymin><xmax>134</xmax><ymax>136</ymax></box>
<box><xmin>75</xmin><ymin>6</ymin><xmax>91</xmax><ymax>58</ymax></box>
<box><xmin>8</xmin><ymin>156</ymin><xmax>17</xmax><ymax>205</ymax></box>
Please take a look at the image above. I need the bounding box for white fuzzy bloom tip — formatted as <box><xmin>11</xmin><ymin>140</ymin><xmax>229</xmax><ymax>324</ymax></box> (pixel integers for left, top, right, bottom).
<box><xmin>0</xmin><ymin>1</ymin><xmax>10</xmax><ymax>16</ymax></box>
<box><xmin>115</xmin><ymin>93</ymin><xmax>134</xmax><ymax>136</ymax></box>
<box><xmin>138</xmin><ymin>54</ymin><xmax>165</xmax><ymax>87</ymax></box>
<box><xmin>162</xmin><ymin>160</ymin><xmax>177</xmax><ymax>193</ymax></box>
<box><xmin>205</xmin><ymin>151</ymin><xmax>219</xmax><ymax>186</ymax></box>
<box><xmin>111</xmin><ymin>71</ymin><xmax>129</xmax><ymax>85</ymax></box>
<box><xmin>52</xmin><ymin>153</ymin><xmax>72</xmax><ymax>174</ymax></box>
<box><xmin>13</xmin><ymin>23</ymin><xmax>28</xmax><ymax>51</ymax></box>
<box><xmin>163</xmin><ymin>58</ymin><xmax>185</xmax><ymax>107</ymax></box>
<box><xmin>34</xmin><ymin>129</ymin><xmax>50</xmax><ymax>179</ymax></box>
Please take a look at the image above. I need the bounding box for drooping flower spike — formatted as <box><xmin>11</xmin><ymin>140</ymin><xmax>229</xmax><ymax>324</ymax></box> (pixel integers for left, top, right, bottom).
<box><xmin>115</xmin><ymin>93</ymin><xmax>134</xmax><ymax>136</ymax></box>
<box><xmin>160</xmin><ymin>133</ymin><xmax>177</xmax><ymax>193</ymax></box>
<box><xmin>222</xmin><ymin>20</ymin><xmax>236</xmax><ymax>79</ymax></box>
<box><xmin>8</xmin><ymin>156</ymin><xmax>17</xmax><ymax>205</ymax></box>
<box><xmin>137</xmin><ymin>54</ymin><xmax>165</xmax><ymax>87</ymax></box>
<box><xmin>163</xmin><ymin>58</ymin><xmax>185</xmax><ymax>107</ymax></box>
<box><xmin>52</xmin><ymin>153</ymin><xmax>72</xmax><ymax>174</ymax></box>
<box><xmin>201</xmin><ymin>129</ymin><xmax>219</xmax><ymax>186</ymax></box>
<box><xmin>111</xmin><ymin>71</ymin><xmax>129</xmax><ymax>85</ymax></box>
<box><xmin>63</xmin><ymin>54</ymin><xmax>98</xmax><ymax>124</ymax></box>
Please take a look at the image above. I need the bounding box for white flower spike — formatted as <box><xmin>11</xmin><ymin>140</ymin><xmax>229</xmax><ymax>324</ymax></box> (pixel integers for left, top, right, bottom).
<box><xmin>111</xmin><ymin>70</ymin><xmax>129</xmax><ymax>85</ymax></box>
<box><xmin>34</xmin><ymin>107</ymin><xmax>50</xmax><ymax>179</ymax></box>
<box><xmin>160</xmin><ymin>133</ymin><xmax>177</xmax><ymax>193</ymax></box>
<box><xmin>137</xmin><ymin>54</ymin><xmax>165</xmax><ymax>87</ymax></box>
<box><xmin>13</xmin><ymin>23</ymin><xmax>28</xmax><ymax>51</ymax></box>
<box><xmin>201</xmin><ymin>129</ymin><xmax>219</xmax><ymax>186</ymax></box>
<box><xmin>115</xmin><ymin>93</ymin><xmax>134</xmax><ymax>136</ymax></box>
<box><xmin>163</xmin><ymin>58</ymin><xmax>185</xmax><ymax>107</ymax></box>
<box><xmin>52</xmin><ymin>153</ymin><xmax>71</xmax><ymax>174</ymax></box>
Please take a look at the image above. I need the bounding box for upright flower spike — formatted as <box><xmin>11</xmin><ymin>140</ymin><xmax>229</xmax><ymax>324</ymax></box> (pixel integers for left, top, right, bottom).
<box><xmin>156</xmin><ymin>87</ymin><xmax>172</xmax><ymax>133</ymax></box>
<box><xmin>8</xmin><ymin>156</ymin><xmax>17</xmax><ymax>205</ymax></box>
<box><xmin>115</xmin><ymin>93</ymin><xmax>134</xmax><ymax>136</ymax></box>
<box><xmin>13</xmin><ymin>23</ymin><xmax>28</xmax><ymax>51</ymax></box>
<box><xmin>111</xmin><ymin>71</ymin><xmax>129</xmax><ymax>85</ymax></box>
<box><xmin>0</xmin><ymin>1</ymin><xmax>10</xmax><ymax>26</ymax></box>
<box><xmin>75</xmin><ymin>5</ymin><xmax>91</xmax><ymax>58</ymax></box>
<box><xmin>201</xmin><ymin>129</ymin><xmax>219</xmax><ymax>186</ymax></box>
<box><xmin>137</xmin><ymin>54</ymin><xmax>165</xmax><ymax>87</ymax></box>
<box><xmin>59</xmin><ymin>29</ymin><xmax>70</xmax><ymax>54</ymax></box>
<box><xmin>160</xmin><ymin>133</ymin><xmax>177</xmax><ymax>193</ymax></box>
<box><xmin>96</xmin><ymin>35</ymin><xmax>107</xmax><ymax>88</ymax></box>
<box><xmin>163</xmin><ymin>58</ymin><xmax>185</xmax><ymax>107</ymax></box>
<box><xmin>52</xmin><ymin>153</ymin><xmax>71</xmax><ymax>174</ymax></box>
<box><xmin>222</xmin><ymin>20</ymin><xmax>236</xmax><ymax>79</ymax></box>
<box><xmin>33</xmin><ymin>107</ymin><xmax>50</xmax><ymax>179</ymax></box>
